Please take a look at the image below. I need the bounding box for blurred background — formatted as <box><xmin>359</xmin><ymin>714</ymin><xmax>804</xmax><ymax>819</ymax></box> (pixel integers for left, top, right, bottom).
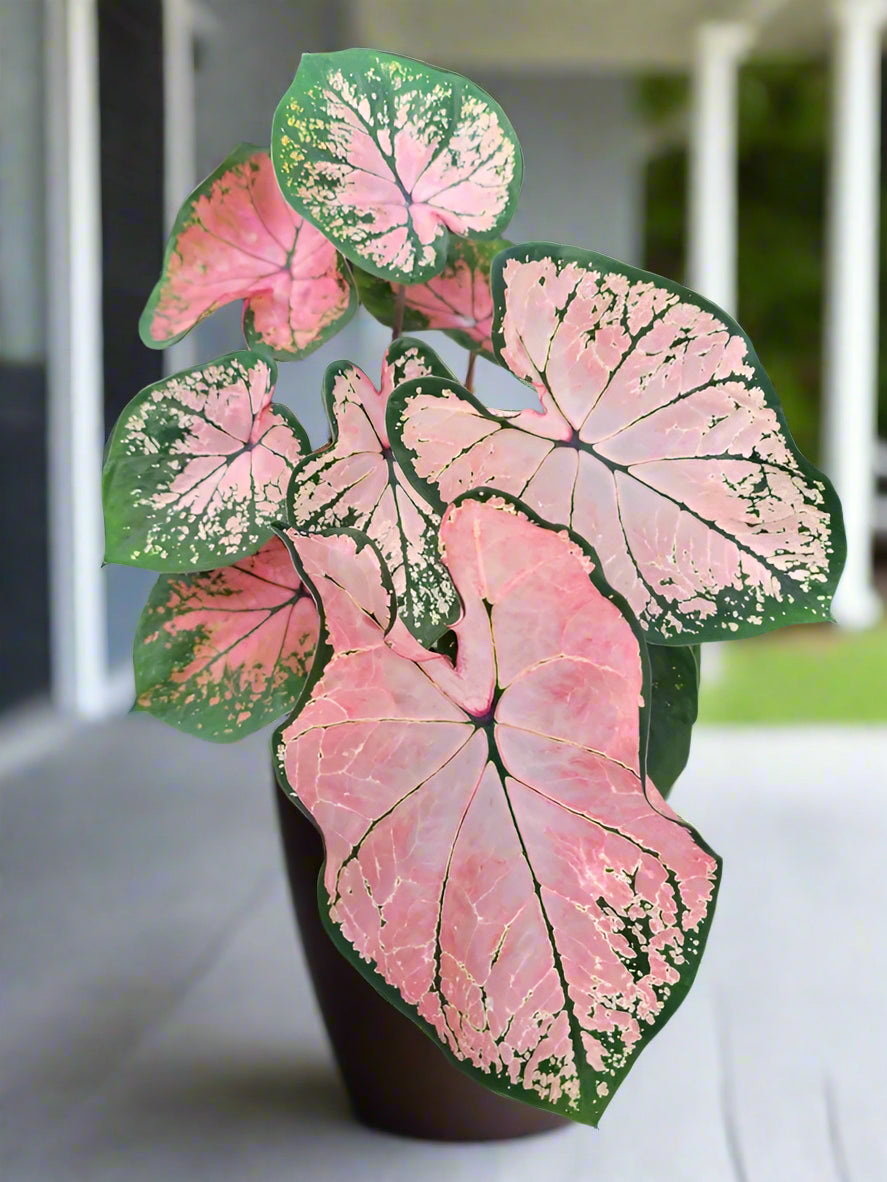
<box><xmin>1</xmin><ymin>1</ymin><xmax>885</xmax><ymax>1179</ymax></box>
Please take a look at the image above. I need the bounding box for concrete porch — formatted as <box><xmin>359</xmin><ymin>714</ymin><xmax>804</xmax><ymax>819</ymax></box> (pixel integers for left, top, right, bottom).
<box><xmin>2</xmin><ymin>718</ymin><xmax>883</xmax><ymax>1180</ymax></box>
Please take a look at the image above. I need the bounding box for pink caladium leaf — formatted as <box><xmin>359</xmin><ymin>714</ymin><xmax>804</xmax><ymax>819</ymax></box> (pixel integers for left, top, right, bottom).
<box><xmin>353</xmin><ymin>237</ymin><xmax>509</xmax><ymax>358</ymax></box>
<box><xmin>287</xmin><ymin>337</ymin><xmax>460</xmax><ymax>647</ymax></box>
<box><xmin>275</xmin><ymin>490</ymin><xmax>720</xmax><ymax>1126</ymax></box>
<box><xmin>134</xmin><ymin>537</ymin><xmax>318</xmax><ymax>741</ymax></box>
<box><xmin>103</xmin><ymin>350</ymin><xmax>308</xmax><ymax>571</ymax></box>
<box><xmin>139</xmin><ymin>144</ymin><xmax>357</xmax><ymax>360</ymax></box>
<box><xmin>272</xmin><ymin>50</ymin><xmax>522</xmax><ymax>285</ymax></box>
<box><xmin>389</xmin><ymin>244</ymin><xmax>846</xmax><ymax>643</ymax></box>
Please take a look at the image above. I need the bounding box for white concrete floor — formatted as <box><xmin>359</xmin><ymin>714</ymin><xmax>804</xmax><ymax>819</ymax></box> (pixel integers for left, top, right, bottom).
<box><xmin>1</xmin><ymin>716</ymin><xmax>884</xmax><ymax>1181</ymax></box>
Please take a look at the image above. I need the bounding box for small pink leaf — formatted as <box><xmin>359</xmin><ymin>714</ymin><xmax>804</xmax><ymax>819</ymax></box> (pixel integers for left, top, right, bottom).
<box><xmin>287</xmin><ymin>337</ymin><xmax>460</xmax><ymax>646</ymax></box>
<box><xmin>103</xmin><ymin>350</ymin><xmax>308</xmax><ymax>571</ymax></box>
<box><xmin>389</xmin><ymin>245</ymin><xmax>845</xmax><ymax>643</ymax></box>
<box><xmin>135</xmin><ymin>537</ymin><xmax>318</xmax><ymax>740</ymax></box>
<box><xmin>353</xmin><ymin>237</ymin><xmax>508</xmax><ymax>357</ymax></box>
<box><xmin>272</xmin><ymin>51</ymin><xmax>522</xmax><ymax>284</ymax></box>
<box><xmin>276</xmin><ymin>491</ymin><xmax>719</xmax><ymax>1125</ymax></box>
<box><xmin>139</xmin><ymin>144</ymin><xmax>356</xmax><ymax>359</ymax></box>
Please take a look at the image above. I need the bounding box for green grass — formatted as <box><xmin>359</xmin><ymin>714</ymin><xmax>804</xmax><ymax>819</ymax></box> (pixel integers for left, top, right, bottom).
<box><xmin>697</xmin><ymin>621</ymin><xmax>887</xmax><ymax>724</ymax></box>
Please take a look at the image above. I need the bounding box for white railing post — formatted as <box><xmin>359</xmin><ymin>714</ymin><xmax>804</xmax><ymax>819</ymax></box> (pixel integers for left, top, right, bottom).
<box><xmin>688</xmin><ymin>22</ymin><xmax>752</xmax><ymax>684</ymax></box>
<box><xmin>823</xmin><ymin>0</ymin><xmax>885</xmax><ymax>628</ymax></box>
<box><xmin>688</xmin><ymin>22</ymin><xmax>753</xmax><ymax>316</ymax></box>
<box><xmin>162</xmin><ymin>0</ymin><xmax>199</xmax><ymax>375</ymax></box>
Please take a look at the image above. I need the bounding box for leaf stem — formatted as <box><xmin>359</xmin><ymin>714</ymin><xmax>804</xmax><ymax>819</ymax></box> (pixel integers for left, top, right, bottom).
<box><xmin>464</xmin><ymin>350</ymin><xmax>477</xmax><ymax>392</ymax></box>
<box><xmin>391</xmin><ymin>284</ymin><xmax>406</xmax><ymax>341</ymax></box>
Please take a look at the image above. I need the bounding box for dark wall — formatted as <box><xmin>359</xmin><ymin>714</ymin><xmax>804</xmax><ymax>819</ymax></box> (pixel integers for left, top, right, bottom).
<box><xmin>98</xmin><ymin>0</ymin><xmax>165</xmax><ymax>431</ymax></box>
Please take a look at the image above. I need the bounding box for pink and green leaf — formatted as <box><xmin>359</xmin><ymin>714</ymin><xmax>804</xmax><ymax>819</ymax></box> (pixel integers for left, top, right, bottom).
<box><xmin>275</xmin><ymin>490</ymin><xmax>720</xmax><ymax>1126</ymax></box>
<box><xmin>647</xmin><ymin>645</ymin><xmax>699</xmax><ymax>797</ymax></box>
<box><xmin>286</xmin><ymin>337</ymin><xmax>459</xmax><ymax>647</ymax></box>
<box><xmin>103</xmin><ymin>350</ymin><xmax>308</xmax><ymax>572</ymax></box>
<box><xmin>388</xmin><ymin>243</ymin><xmax>846</xmax><ymax>643</ymax></box>
<box><xmin>139</xmin><ymin>144</ymin><xmax>357</xmax><ymax>360</ymax></box>
<box><xmin>135</xmin><ymin>537</ymin><xmax>318</xmax><ymax>740</ymax></box>
<box><xmin>272</xmin><ymin>50</ymin><xmax>522</xmax><ymax>285</ymax></box>
<box><xmin>353</xmin><ymin>237</ymin><xmax>509</xmax><ymax>358</ymax></box>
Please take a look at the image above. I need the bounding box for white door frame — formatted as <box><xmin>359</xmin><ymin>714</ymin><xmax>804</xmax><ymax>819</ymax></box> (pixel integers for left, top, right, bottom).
<box><xmin>45</xmin><ymin>0</ymin><xmax>109</xmax><ymax>719</ymax></box>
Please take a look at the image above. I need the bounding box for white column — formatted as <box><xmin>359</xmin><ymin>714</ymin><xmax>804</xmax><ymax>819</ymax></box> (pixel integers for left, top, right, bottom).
<box><xmin>823</xmin><ymin>0</ymin><xmax>885</xmax><ymax>628</ymax></box>
<box><xmin>44</xmin><ymin>0</ymin><xmax>109</xmax><ymax>717</ymax></box>
<box><xmin>687</xmin><ymin>22</ymin><xmax>753</xmax><ymax>316</ymax></box>
<box><xmin>162</xmin><ymin>0</ymin><xmax>198</xmax><ymax>375</ymax></box>
<box><xmin>688</xmin><ymin>23</ymin><xmax>752</xmax><ymax>686</ymax></box>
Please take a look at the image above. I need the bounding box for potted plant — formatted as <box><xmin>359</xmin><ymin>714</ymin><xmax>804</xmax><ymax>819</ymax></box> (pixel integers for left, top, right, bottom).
<box><xmin>102</xmin><ymin>48</ymin><xmax>845</xmax><ymax>1141</ymax></box>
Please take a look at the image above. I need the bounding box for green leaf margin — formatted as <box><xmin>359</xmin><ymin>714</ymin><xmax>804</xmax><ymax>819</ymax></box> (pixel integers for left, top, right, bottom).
<box><xmin>647</xmin><ymin>644</ymin><xmax>700</xmax><ymax>797</ymax></box>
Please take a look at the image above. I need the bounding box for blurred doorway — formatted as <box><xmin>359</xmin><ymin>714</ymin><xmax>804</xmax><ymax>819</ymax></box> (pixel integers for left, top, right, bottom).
<box><xmin>0</xmin><ymin>4</ymin><xmax>51</xmax><ymax>711</ymax></box>
<box><xmin>27</xmin><ymin>0</ymin><xmax>177</xmax><ymax>727</ymax></box>
<box><xmin>98</xmin><ymin>0</ymin><xmax>165</xmax><ymax>670</ymax></box>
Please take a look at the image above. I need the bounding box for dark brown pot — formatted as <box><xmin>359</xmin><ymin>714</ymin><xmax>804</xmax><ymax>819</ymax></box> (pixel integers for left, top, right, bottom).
<box><xmin>274</xmin><ymin>781</ymin><xmax>568</xmax><ymax>1142</ymax></box>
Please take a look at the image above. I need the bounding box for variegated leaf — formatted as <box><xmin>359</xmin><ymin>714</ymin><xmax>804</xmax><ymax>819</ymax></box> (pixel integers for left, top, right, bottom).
<box><xmin>647</xmin><ymin>645</ymin><xmax>699</xmax><ymax>797</ymax></box>
<box><xmin>135</xmin><ymin>537</ymin><xmax>318</xmax><ymax>740</ymax></box>
<box><xmin>272</xmin><ymin>50</ymin><xmax>522</xmax><ymax>284</ymax></box>
<box><xmin>275</xmin><ymin>490</ymin><xmax>720</xmax><ymax>1127</ymax></box>
<box><xmin>139</xmin><ymin>144</ymin><xmax>357</xmax><ymax>360</ymax></box>
<box><xmin>103</xmin><ymin>351</ymin><xmax>308</xmax><ymax>571</ymax></box>
<box><xmin>353</xmin><ymin>237</ymin><xmax>508</xmax><ymax>358</ymax></box>
<box><xmin>287</xmin><ymin>337</ymin><xmax>459</xmax><ymax>646</ymax></box>
<box><xmin>389</xmin><ymin>244</ymin><xmax>846</xmax><ymax>643</ymax></box>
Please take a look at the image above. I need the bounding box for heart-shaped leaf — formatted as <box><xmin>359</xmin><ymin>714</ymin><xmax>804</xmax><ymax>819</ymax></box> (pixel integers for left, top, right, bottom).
<box><xmin>647</xmin><ymin>645</ymin><xmax>699</xmax><ymax>797</ymax></box>
<box><xmin>275</xmin><ymin>490</ymin><xmax>720</xmax><ymax>1126</ymax></box>
<box><xmin>353</xmin><ymin>237</ymin><xmax>508</xmax><ymax>358</ymax></box>
<box><xmin>272</xmin><ymin>50</ymin><xmax>522</xmax><ymax>284</ymax></box>
<box><xmin>389</xmin><ymin>244</ymin><xmax>845</xmax><ymax>643</ymax></box>
<box><xmin>139</xmin><ymin>144</ymin><xmax>357</xmax><ymax>360</ymax></box>
<box><xmin>103</xmin><ymin>350</ymin><xmax>308</xmax><ymax>571</ymax></box>
<box><xmin>287</xmin><ymin>337</ymin><xmax>460</xmax><ymax>646</ymax></box>
<box><xmin>135</xmin><ymin>537</ymin><xmax>318</xmax><ymax>740</ymax></box>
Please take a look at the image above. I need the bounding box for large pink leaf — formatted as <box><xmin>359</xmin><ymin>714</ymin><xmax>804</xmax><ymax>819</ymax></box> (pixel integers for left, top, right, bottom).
<box><xmin>353</xmin><ymin>237</ymin><xmax>508</xmax><ymax>358</ymax></box>
<box><xmin>139</xmin><ymin>144</ymin><xmax>356</xmax><ymax>359</ymax></box>
<box><xmin>389</xmin><ymin>244</ymin><xmax>845</xmax><ymax>643</ymax></box>
<box><xmin>275</xmin><ymin>491</ymin><xmax>720</xmax><ymax>1125</ymax></box>
<box><xmin>135</xmin><ymin>537</ymin><xmax>318</xmax><ymax>740</ymax></box>
<box><xmin>272</xmin><ymin>50</ymin><xmax>522</xmax><ymax>284</ymax></box>
<box><xmin>103</xmin><ymin>350</ymin><xmax>308</xmax><ymax>571</ymax></box>
<box><xmin>287</xmin><ymin>337</ymin><xmax>460</xmax><ymax>646</ymax></box>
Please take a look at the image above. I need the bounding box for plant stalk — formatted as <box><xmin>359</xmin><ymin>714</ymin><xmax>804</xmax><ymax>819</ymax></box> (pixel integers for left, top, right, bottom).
<box><xmin>391</xmin><ymin>284</ymin><xmax>406</xmax><ymax>341</ymax></box>
<box><xmin>464</xmin><ymin>350</ymin><xmax>477</xmax><ymax>392</ymax></box>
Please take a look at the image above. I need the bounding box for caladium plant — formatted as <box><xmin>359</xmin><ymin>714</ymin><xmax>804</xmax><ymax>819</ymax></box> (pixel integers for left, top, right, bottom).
<box><xmin>101</xmin><ymin>47</ymin><xmax>845</xmax><ymax>1129</ymax></box>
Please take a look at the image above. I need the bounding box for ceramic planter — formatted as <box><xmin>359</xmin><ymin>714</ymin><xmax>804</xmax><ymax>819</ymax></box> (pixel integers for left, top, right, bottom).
<box><xmin>274</xmin><ymin>781</ymin><xmax>567</xmax><ymax>1142</ymax></box>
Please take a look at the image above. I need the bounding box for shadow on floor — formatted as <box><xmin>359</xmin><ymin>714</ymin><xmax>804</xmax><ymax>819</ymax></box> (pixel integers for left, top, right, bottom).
<box><xmin>130</xmin><ymin>1055</ymin><xmax>351</xmax><ymax>1129</ymax></box>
